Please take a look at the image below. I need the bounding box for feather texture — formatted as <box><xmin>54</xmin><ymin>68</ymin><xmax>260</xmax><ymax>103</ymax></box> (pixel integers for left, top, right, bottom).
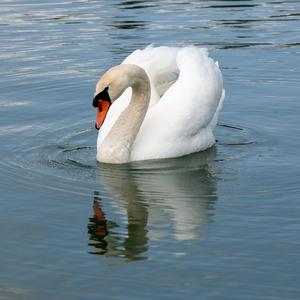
<box><xmin>96</xmin><ymin>45</ymin><xmax>225</xmax><ymax>163</ymax></box>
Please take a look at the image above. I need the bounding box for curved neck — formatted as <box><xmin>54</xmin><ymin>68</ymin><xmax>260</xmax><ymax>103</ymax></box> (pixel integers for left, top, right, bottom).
<box><xmin>98</xmin><ymin>66</ymin><xmax>151</xmax><ymax>163</ymax></box>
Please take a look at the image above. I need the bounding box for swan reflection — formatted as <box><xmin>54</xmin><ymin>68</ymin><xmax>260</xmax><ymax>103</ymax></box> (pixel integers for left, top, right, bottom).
<box><xmin>88</xmin><ymin>148</ymin><xmax>219</xmax><ymax>260</ymax></box>
<box><xmin>88</xmin><ymin>191</ymin><xmax>148</xmax><ymax>260</ymax></box>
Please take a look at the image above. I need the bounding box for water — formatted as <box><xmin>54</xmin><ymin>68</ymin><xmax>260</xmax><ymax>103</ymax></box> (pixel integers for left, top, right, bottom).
<box><xmin>1</xmin><ymin>0</ymin><xmax>300</xmax><ymax>299</ymax></box>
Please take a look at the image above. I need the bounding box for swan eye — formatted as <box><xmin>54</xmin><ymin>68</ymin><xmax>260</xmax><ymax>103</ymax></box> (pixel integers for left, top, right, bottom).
<box><xmin>92</xmin><ymin>86</ymin><xmax>111</xmax><ymax>107</ymax></box>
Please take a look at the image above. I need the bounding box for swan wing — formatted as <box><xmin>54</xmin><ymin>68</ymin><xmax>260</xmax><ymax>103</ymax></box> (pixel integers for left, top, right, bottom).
<box><xmin>130</xmin><ymin>46</ymin><xmax>224</xmax><ymax>161</ymax></box>
<box><xmin>122</xmin><ymin>45</ymin><xmax>180</xmax><ymax>105</ymax></box>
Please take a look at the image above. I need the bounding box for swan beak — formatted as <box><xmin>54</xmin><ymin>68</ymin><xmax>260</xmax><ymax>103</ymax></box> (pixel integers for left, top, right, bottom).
<box><xmin>95</xmin><ymin>100</ymin><xmax>111</xmax><ymax>130</ymax></box>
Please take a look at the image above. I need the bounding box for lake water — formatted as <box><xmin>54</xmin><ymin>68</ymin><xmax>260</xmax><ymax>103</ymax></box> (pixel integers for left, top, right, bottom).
<box><xmin>1</xmin><ymin>0</ymin><xmax>300</xmax><ymax>299</ymax></box>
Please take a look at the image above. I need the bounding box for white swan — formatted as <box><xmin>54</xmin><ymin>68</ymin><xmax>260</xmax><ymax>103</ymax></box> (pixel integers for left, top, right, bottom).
<box><xmin>93</xmin><ymin>46</ymin><xmax>225</xmax><ymax>164</ymax></box>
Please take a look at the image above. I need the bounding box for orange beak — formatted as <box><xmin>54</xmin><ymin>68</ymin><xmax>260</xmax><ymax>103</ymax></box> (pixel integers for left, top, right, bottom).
<box><xmin>95</xmin><ymin>100</ymin><xmax>111</xmax><ymax>130</ymax></box>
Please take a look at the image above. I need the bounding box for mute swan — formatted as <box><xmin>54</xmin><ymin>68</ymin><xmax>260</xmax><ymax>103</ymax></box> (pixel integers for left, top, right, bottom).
<box><xmin>93</xmin><ymin>46</ymin><xmax>225</xmax><ymax>164</ymax></box>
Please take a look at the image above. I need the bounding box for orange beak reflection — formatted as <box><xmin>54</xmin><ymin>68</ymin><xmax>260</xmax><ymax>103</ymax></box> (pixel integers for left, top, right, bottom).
<box><xmin>95</xmin><ymin>100</ymin><xmax>111</xmax><ymax>130</ymax></box>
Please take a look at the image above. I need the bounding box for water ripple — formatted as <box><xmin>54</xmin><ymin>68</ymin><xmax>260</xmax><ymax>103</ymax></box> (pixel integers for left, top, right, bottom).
<box><xmin>1</xmin><ymin>0</ymin><xmax>300</xmax><ymax>297</ymax></box>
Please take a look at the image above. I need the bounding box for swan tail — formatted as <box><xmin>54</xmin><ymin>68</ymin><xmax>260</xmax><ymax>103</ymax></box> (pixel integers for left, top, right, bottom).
<box><xmin>208</xmin><ymin>88</ymin><xmax>226</xmax><ymax>130</ymax></box>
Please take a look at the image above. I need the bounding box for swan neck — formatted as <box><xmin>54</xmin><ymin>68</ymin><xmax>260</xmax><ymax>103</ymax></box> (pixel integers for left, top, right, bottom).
<box><xmin>98</xmin><ymin>66</ymin><xmax>150</xmax><ymax>163</ymax></box>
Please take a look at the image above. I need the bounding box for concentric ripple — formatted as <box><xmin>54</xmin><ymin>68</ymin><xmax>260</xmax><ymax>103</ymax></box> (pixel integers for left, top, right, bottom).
<box><xmin>1</xmin><ymin>0</ymin><xmax>300</xmax><ymax>298</ymax></box>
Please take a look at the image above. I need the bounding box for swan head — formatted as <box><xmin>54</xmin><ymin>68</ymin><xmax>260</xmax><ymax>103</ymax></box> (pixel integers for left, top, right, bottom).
<box><xmin>93</xmin><ymin>64</ymin><xmax>149</xmax><ymax>129</ymax></box>
<box><xmin>93</xmin><ymin>64</ymin><xmax>139</xmax><ymax>130</ymax></box>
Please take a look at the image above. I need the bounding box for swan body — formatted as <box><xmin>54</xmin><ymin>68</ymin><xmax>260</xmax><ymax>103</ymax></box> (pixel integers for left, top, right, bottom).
<box><xmin>93</xmin><ymin>46</ymin><xmax>225</xmax><ymax>164</ymax></box>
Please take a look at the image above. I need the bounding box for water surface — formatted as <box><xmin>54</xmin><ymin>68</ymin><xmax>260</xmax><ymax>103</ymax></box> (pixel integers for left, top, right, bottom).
<box><xmin>1</xmin><ymin>0</ymin><xmax>300</xmax><ymax>299</ymax></box>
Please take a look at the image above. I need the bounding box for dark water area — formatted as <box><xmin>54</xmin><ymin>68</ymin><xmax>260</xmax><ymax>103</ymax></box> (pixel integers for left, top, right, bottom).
<box><xmin>1</xmin><ymin>0</ymin><xmax>300</xmax><ymax>299</ymax></box>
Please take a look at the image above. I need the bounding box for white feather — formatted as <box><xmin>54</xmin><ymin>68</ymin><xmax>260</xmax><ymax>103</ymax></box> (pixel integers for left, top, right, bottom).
<box><xmin>96</xmin><ymin>45</ymin><xmax>225</xmax><ymax>163</ymax></box>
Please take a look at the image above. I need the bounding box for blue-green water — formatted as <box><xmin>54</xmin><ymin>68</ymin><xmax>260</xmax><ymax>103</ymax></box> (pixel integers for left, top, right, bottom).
<box><xmin>1</xmin><ymin>0</ymin><xmax>300</xmax><ymax>299</ymax></box>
